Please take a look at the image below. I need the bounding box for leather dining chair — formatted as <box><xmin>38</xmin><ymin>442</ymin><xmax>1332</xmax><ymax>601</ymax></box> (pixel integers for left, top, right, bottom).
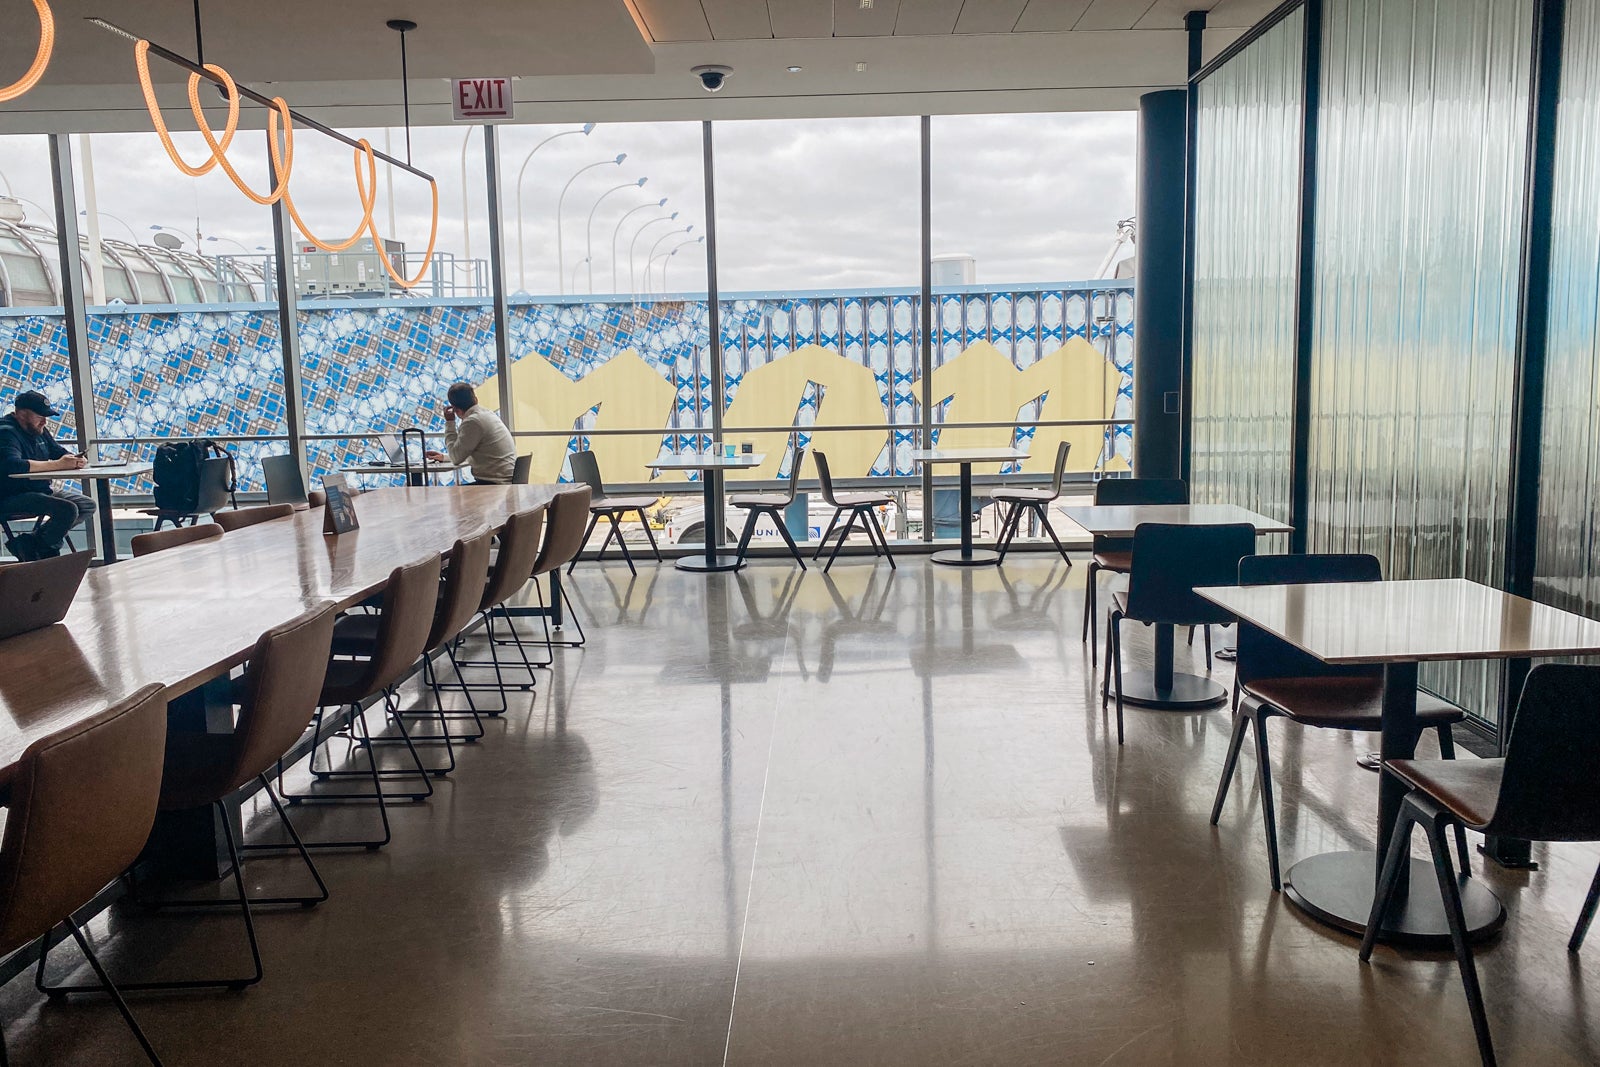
<box><xmin>992</xmin><ymin>440</ymin><xmax>1072</xmax><ymax>565</ymax></box>
<box><xmin>307</xmin><ymin>490</ymin><xmax>327</xmax><ymax>509</ymax></box>
<box><xmin>41</xmin><ymin>607</ymin><xmax>339</xmax><ymax>997</ymax></box>
<box><xmin>1082</xmin><ymin>477</ymin><xmax>1187</xmax><ymax>665</ymax></box>
<box><xmin>131</xmin><ymin>522</ymin><xmax>224</xmax><ymax>557</ymax></box>
<box><xmin>729</xmin><ymin>446</ymin><xmax>808</xmax><ymax>569</ymax></box>
<box><xmin>1210</xmin><ymin>554</ymin><xmax>1470</xmax><ymax>891</ymax></box>
<box><xmin>213</xmin><ymin>503</ymin><xmax>295</xmax><ymax>533</ymax></box>
<box><xmin>811</xmin><ymin>450</ymin><xmax>895</xmax><ymax>573</ymax></box>
<box><xmin>275</xmin><ymin>554</ymin><xmax>443</xmax><ymax>850</ymax></box>
<box><xmin>512</xmin><ymin>454</ymin><xmax>533</xmax><ymax>485</ymax></box>
<box><xmin>2</xmin><ymin>685</ymin><xmax>168</xmax><ymax>1066</ymax></box>
<box><xmin>567</xmin><ymin>450</ymin><xmax>660</xmax><ymax>576</ymax></box>
<box><xmin>443</xmin><ymin>507</ymin><xmax>549</xmax><ymax>712</ymax></box>
<box><xmin>524</xmin><ymin>488</ymin><xmax>594</xmax><ymax>659</ymax></box>
<box><xmin>1102</xmin><ymin>522</ymin><xmax>1254</xmax><ymax>745</ymax></box>
<box><xmin>261</xmin><ymin>454</ymin><xmax>309</xmax><ymax>508</ymax></box>
<box><xmin>1361</xmin><ymin>663</ymin><xmax>1600</xmax><ymax>1067</ymax></box>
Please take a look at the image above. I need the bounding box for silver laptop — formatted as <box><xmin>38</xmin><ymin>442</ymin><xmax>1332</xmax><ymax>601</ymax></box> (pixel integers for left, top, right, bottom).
<box><xmin>89</xmin><ymin>448</ymin><xmax>124</xmax><ymax>468</ymax></box>
<box><xmin>0</xmin><ymin>550</ymin><xmax>92</xmax><ymax>640</ymax></box>
<box><xmin>376</xmin><ymin>433</ymin><xmax>408</xmax><ymax>465</ymax></box>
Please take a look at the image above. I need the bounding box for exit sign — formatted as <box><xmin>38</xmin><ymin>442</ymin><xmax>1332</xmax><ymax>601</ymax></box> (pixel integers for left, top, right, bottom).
<box><xmin>452</xmin><ymin>77</ymin><xmax>514</xmax><ymax>121</ymax></box>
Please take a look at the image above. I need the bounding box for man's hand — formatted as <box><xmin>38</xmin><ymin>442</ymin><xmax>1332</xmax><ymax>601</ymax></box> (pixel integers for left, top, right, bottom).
<box><xmin>443</xmin><ymin>406</ymin><xmax>457</xmax><ymax>423</ymax></box>
<box><xmin>425</xmin><ymin>450</ymin><xmax>448</xmax><ymax>463</ymax></box>
<box><xmin>69</xmin><ymin>454</ymin><xmax>88</xmax><ymax>470</ymax></box>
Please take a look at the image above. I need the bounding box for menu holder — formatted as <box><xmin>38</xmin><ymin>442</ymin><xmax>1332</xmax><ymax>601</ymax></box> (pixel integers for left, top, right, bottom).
<box><xmin>321</xmin><ymin>474</ymin><xmax>360</xmax><ymax>536</ymax></box>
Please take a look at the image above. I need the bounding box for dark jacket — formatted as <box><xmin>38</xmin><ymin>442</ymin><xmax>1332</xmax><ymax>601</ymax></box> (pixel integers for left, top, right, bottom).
<box><xmin>0</xmin><ymin>412</ymin><xmax>66</xmax><ymax>499</ymax></box>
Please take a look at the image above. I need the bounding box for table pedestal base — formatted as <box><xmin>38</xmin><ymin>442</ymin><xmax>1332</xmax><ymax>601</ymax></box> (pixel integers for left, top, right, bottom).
<box><xmin>1117</xmin><ymin>670</ymin><xmax>1228</xmax><ymax>710</ymax></box>
<box><xmin>930</xmin><ymin>548</ymin><xmax>999</xmax><ymax>567</ymax></box>
<box><xmin>1284</xmin><ymin>850</ymin><xmax>1505</xmax><ymax>948</ymax></box>
<box><xmin>676</xmin><ymin>553</ymin><xmax>745</xmax><ymax>573</ymax></box>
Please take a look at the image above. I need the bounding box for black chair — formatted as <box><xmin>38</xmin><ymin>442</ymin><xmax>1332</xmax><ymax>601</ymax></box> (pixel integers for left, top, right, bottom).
<box><xmin>991</xmin><ymin>440</ymin><xmax>1073</xmax><ymax>565</ymax></box>
<box><xmin>512</xmin><ymin>454</ymin><xmax>533</xmax><ymax>485</ymax></box>
<box><xmin>1102</xmin><ymin>522</ymin><xmax>1254</xmax><ymax>744</ymax></box>
<box><xmin>1361</xmin><ymin>664</ymin><xmax>1600</xmax><ymax>1067</ymax></box>
<box><xmin>1082</xmin><ymin>477</ymin><xmax>1187</xmax><ymax>665</ymax></box>
<box><xmin>566</xmin><ymin>450</ymin><xmax>660</xmax><ymax>576</ymax></box>
<box><xmin>729</xmin><ymin>446</ymin><xmax>808</xmax><ymax>569</ymax></box>
<box><xmin>1210</xmin><ymin>553</ymin><xmax>1470</xmax><ymax>890</ymax></box>
<box><xmin>0</xmin><ymin>511</ymin><xmax>75</xmax><ymax>559</ymax></box>
<box><xmin>811</xmin><ymin>450</ymin><xmax>894</xmax><ymax>573</ymax></box>
<box><xmin>143</xmin><ymin>455</ymin><xmax>236</xmax><ymax>531</ymax></box>
<box><xmin>261</xmin><ymin>454</ymin><xmax>309</xmax><ymax>507</ymax></box>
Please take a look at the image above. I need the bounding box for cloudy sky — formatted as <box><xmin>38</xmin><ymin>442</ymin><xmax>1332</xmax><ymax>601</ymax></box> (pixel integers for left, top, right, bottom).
<box><xmin>1</xmin><ymin>110</ymin><xmax>1135</xmax><ymax>298</ymax></box>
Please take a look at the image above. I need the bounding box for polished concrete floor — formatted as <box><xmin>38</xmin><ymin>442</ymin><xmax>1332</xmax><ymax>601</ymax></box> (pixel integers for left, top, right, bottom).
<box><xmin>5</xmin><ymin>555</ymin><xmax>1599</xmax><ymax>1065</ymax></box>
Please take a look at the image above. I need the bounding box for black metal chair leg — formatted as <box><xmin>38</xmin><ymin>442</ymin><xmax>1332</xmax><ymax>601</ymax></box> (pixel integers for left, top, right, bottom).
<box><xmin>993</xmin><ymin>503</ymin><xmax>1021</xmax><ymax>563</ymax></box>
<box><xmin>1083</xmin><ymin>561</ymin><xmax>1101</xmax><ymax>662</ymax></box>
<box><xmin>1361</xmin><ymin>804</ymin><xmax>1418</xmax><ymax>961</ymax></box>
<box><xmin>1435</xmin><ymin>726</ymin><xmax>1472</xmax><ymax>875</ymax></box>
<box><xmin>567</xmin><ymin>513</ymin><xmax>602</xmax><ymax>574</ymax></box>
<box><xmin>1423</xmin><ymin>810</ymin><xmax>1498</xmax><ymax>1067</ymax></box>
<box><xmin>733</xmin><ymin>508</ymin><xmax>759</xmax><ymax>564</ymax></box>
<box><xmin>813</xmin><ymin>510</ymin><xmax>842</xmax><ymax>561</ymax></box>
<box><xmin>1108</xmin><ymin>612</ymin><xmax>1126</xmax><ymax>744</ymax></box>
<box><xmin>1251</xmin><ymin>709</ymin><xmax>1281</xmax><ymax>892</ymax></box>
<box><xmin>235</xmin><ymin>775</ymin><xmax>331</xmax><ymax>905</ymax></box>
<box><xmin>865</xmin><ymin>509</ymin><xmax>895</xmax><ymax>569</ymax></box>
<box><xmin>824</xmin><ymin>510</ymin><xmax>860</xmax><ymax>573</ymax></box>
<box><xmin>1570</xmin><ymin>861</ymin><xmax>1600</xmax><ymax>953</ymax></box>
<box><xmin>1036</xmin><ymin>507</ymin><xmax>1072</xmax><ymax>566</ymax></box>
<box><xmin>771</xmin><ymin>509</ymin><xmax>807</xmax><ymax>569</ymax></box>
<box><xmin>636</xmin><ymin>507</ymin><xmax>663</xmax><ymax>561</ymax></box>
<box><xmin>61</xmin><ymin>920</ymin><xmax>164</xmax><ymax>1065</ymax></box>
<box><xmin>604</xmin><ymin>513</ymin><xmax>637</xmax><ymax>576</ymax></box>
<box><xmin>1211</xmin><ymin>707</ymin><xmax>1252</xmax><ymax>824</ymax></box>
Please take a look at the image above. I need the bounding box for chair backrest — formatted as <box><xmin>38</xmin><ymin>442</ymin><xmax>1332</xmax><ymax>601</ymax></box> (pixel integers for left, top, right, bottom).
<box><xmin>1235</xmin><ymin>553</ymin><xmax>1383</xmax><ymax>687</ymax></box>
<box><xmin>307</xmin><ymin>489</ymin><xmax>327</xmax><ymax>509</ymax></box>
<box><xmin>214</xmin><ymin>503</ymin><xmax>295</xmax><ymax>533</ymax></box>
<box><xmin>778</xmin><ymin>446</ymin><xmax>807</xmax><ymax>506</ymax></box>
<box><xmin>131</xmin><ymin>521</ymin><xmax>223</xmax><ymax>557</ymax></box>
<box><xmin>568</xmin><ymin>450</ymin><xmax>606</xmax><ymax>497</ymax></box>
<box><xmin>261</xmin><ymin>454</ymin><xmax>308</xmax><ymax>507</ymax></box>
<box><xmin>1124</xmin><ymin>523</ymin><xmax>1256</xmax><ymax>626</ymax></box>
<box><xmin>531</xmin><ymin>487</ymin><xmax>593</xmax><ymax>579</ymax></box>
<box><xmin>1092</xmin><ymin>477</ymin><xmax>1188</xmax><ymax>553</ymax></box>
<box><xmin>227</xmin><ymin>605</ymin><xmax>338</xmax><ymax>794</ymax></box>
<box><xmin>428</xmin><ymin>530</ymin><xmax>494</xmax><ymax>651</ymax></box>
<box><xmin>195</xmin><ymin>456</ymin><xmax>235</xmax><ymax>515</ymax></box>
<box><xmin>1047</xmin><ymin>440</ymin><xmax>1072</xmax><ymax>497</ymax></box>
<box><xmin>349</xmin><ymin>554</ymin><xmax>444</xmax><ymax>697</ymax></box>
<box><xmin>0</xmin><ymin>685</ymin><xmax>167</xmax><ymax>954</ymax></box>
<box><xmin>811</xmin><ymin>450</ymin><xmax>843</xmax><ymax>507</ymax></box>
<box><xmin>512</xmin><ymin>454</ymin><xmax>534</xmax><ymax>485</ymax></box>
<box><xmin>1484</xmin><ymin>664</ymin><xmax>1600</xmax><ymax>840</ymax></box>
<box><xmin>480</xmin><ymin>508</ymin><xmax>547</xmax><ymax>610</ymax></box>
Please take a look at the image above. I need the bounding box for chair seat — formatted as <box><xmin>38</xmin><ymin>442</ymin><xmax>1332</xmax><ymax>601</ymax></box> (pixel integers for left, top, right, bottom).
<box><xmin>331</xmin><ymin>613</ymin><xmax>382</xmax><ymax>656</ymax></box>
<box><xmin>160</xmin><ymin>729</ymin><xmax>243</xmax><ymax>811</ymax></box>
<box><xmin>1093</xmin><ymin>549</ymin><xmax>1133</xmax><ymax>572</ymax></box>
<box><xmin>1244</xmin><ymin>677</ymin><xmax>1467</xmax><ymax>730</ymax></box>
<box><xmin>593</xmin><ymin>495</ymin><xmax>657</xmax><ymax>511</ymax></box>
<box><xmin>1384</xmin><ymin>757</ymin><xmax>1505</xmax><ymax>830</ymax></box>
<box><xmin>831</xmin><ymin>492</ymin><xmax>891</xmax><ymax>508</ymax></box>
<box><xmin>1110</xmin><ymin>589</ymin><xmax>1232</xmax><ymax>628</ymax></box>
<box><xmin>990</xmin><ymin>487</ymin><xmax>1057</xmax><ymax>503</ymax></box>
<box><xmin>729</xmin><ymin>493</ymin><xmax>791</xmax><ymax>509</ymax></box>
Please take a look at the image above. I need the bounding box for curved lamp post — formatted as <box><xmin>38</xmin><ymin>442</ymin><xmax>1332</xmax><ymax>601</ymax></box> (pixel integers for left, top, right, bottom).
<box><xmin>555</xmin><ymin>153</ymin><xmax>625</xmax><ymax>295</ymax></box>
<box><xmin>654</xmin><ymin>235</ymin><xmax>705</xmax><ymax>293</ymax></box>
<box><xmin>610</xmin><ymin>197</ymin><xmax>666</xmax><ymax>293</ymax></box>
<box><xmin>583</xmin><ymin>177</ymin><xmax>647</xmax><ymax>294</ymax></box>
<box><xmin>627</xmin><ymin>212</ymin><xmax>679</xmax><ymax>295</ymax></box>
<box><xmin>643</xmin><ymin>224</ymin><xmax>693</xmax><ymax>292</ymax></box>
<box><xmin>512</xmin><ymin>123</ymin><xmax>594</xmax><ymax>291</ymax></box>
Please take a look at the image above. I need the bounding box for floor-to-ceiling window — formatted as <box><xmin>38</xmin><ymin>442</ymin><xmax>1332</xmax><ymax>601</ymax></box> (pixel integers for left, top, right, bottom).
<box><xmin>0</xmin><ymin>135</ymin><xmax>71</xmax><ymax>436</ymax></box>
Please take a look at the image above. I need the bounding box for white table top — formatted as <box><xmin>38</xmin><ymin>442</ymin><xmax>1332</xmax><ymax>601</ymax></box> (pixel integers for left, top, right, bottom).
<box><xmin>909</xmin><ymin>447</ymin><xmax>1030</xmax><ymax>465</ymax></box>
<box><xmin>648</xmin><ymin>452</ymin><xmax>766</xmax><ymax>471</ymax></box>
<box><xmin>340</xmin><ymin>462</ymin><xmax>466</xmax><ymax>474</ymax></box>
<box><xmin>1196</xmin><ymin>578</ymin><xmax>1600</xmax><ymax>665</ymax></box>
<box><xmin>10</xmin><ymin>463</ymin><xmax>153</xmax><ymax>481</ymax></box>
<box><xmin>1061</xmin><ymin>503</ymin><xmax>1294</xmax><ymax>537</ymax></box>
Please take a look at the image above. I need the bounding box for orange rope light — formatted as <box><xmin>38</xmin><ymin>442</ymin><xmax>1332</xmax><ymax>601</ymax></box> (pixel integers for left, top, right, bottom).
<box><xmin>353</xmin><ymin>139</ymin><xmax>440</xmax><ymax>289</ymax></box>
<box><xmin>136</xmin><ymin>39</ymin><xmax>237</xmax><ymax>177</ymax></box>
<box><xmin>280</xmin><ymin>141</ymin><xmax>379</xmax><ymax>253</ymax></box>
<box><xmin>186</xmin><ymin>63</ymin><xmax>294</xmax><ymax>205</ymax></box>
<box><xmin>0</xmin><ymin>0</ymin><xmax>54</xmax><ymax>104</ymax></box>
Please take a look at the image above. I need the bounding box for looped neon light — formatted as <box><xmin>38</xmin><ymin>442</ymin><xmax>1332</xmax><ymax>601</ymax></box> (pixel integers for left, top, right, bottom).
<box><xmin>137</xmin><ymin>39</ymin><xmax>238</xmax><ymax>177</ymax></box>
<box><xmin>352</xmin><ymin>139</ymin><xmax>441</xmax><ymax>289</ymax></box>
<box><xmin>186</xmin><ymin>62</ymin><xmax>294</xmax><ymax>205</ymax></box>
<box><xmin>0</xmin><ymin>0</ymin><xmax>55</xmax><ymax>104</ymax></box>
<box><xmin>281</xmin><ymin>141</ymin><xmax>379</xmax><ymax>252</ymax></box>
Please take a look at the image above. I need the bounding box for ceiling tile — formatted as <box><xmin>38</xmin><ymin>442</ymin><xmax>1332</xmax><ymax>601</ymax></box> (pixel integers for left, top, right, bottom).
<box><xmin>954</xmin><ymin>0</ymin><xmax>1032</xmax><ymax>33</ymax></box>
<box><xmin>832</xmin><ymin>0</ymin><xmax>902</xmax><ymax>37</ymax></box>
<box><xmin>630</xmin><ymin>0</ymin><xmax>714</xmax><ymax>42</ymax></box>
<box><xmin>892</xmin><ymin>0</ymin><xmax>963</xmax><ymax>35</ymax></box>
<box><xmin>702</xmin><ymin>0</ymin><xmax>774</xmax><ymax>39</ymax></box>
<box><xmin>767</xmin><ymin>0</ymin><xmax>834</xmax><ymax>37</ymax></box>
<box><xmin>1012</xmin><ymin>0</ymin><xmax>1096</xmax><ymax>32</ymax></box>
<box><xmin>1075</xmin><ymin>0</ymin><xmax>1159</xmax><ymax>31</ymax></box>
<box><xmin>1196</xmin><ymin>0</ymin><xmax>1282</xmax><ymax>30</ymax></box>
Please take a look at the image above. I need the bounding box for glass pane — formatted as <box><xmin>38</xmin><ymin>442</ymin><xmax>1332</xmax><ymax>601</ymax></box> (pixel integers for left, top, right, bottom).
<box><xmin>1</xmin><ymin>135</ymin><xmax>73</xmax><ymax>439</ymax></box>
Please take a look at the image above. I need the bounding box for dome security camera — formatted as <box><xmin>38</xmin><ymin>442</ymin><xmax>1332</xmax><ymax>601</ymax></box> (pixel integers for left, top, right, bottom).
<box><xmin>692</xmin><ymin>64</ymin><xmax>733</xmax><ymax>93</ymax></box>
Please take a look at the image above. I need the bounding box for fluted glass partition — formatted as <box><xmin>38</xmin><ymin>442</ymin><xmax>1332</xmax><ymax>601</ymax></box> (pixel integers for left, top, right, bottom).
<box><xmin>1538</xmin><ymin>0</ymin><xmax>1600</xmax><ymax>618</ymax></box>
<box><xmin>1190</xmin><ymin>7</ymin><xmax>1305</xmax><ymax>524</ymax></box>
<box><xmin>1308</xmin><ymin>0</ymin><xmax>1532</xmax><ymax>724</ymax></box>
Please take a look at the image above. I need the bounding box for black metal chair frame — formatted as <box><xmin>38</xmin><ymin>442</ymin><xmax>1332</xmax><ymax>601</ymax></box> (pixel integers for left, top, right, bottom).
<box><xmin>810</xmin><ymin>450</ymin><xmax>894</xmax><ymax>573</ymax></box>
<box><xmin>1081</xmin><ymin>477</ymin><xmax>1187</xmax><ymax>666</ymax></box>
<box><xmin>566</xmin><ymin>450</ymin><xmax>661</xmax><ymax>576</ymax></box>
<box><xmin>0</xmin><ymin>511</ymin><xmax>75</xmax><ymax>557</ymax></box>
<box><xmin>993</xmin><ymin>440</ymin><xmax>1073</xmax><ymax>565</ymax></box>
<box><xmin>730</xmin><ymin>446</ymin><xmax>808</xmax><ymax>569</ymax></box>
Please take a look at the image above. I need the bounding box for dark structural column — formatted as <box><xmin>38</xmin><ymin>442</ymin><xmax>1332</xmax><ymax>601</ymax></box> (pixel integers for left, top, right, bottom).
<box><xmin>1177</xmin><ymin>10</ymin><xmax>1206</xmax><ymax>483</ymax></box>
<box><xmin>1289</xmin><ymin>0</ymin><xmax>1324</xmax><ymax>554</ymax></box>
<box><xmin>1133</xmin><ymin>89</ymin><xmax>1188</xmax><ymax>479</ymax></box>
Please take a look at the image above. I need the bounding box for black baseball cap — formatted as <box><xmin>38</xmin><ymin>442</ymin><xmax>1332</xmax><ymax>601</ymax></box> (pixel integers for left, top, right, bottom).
<box><xmin>14</xmin><ymin>391</ymin><xmax>60</xmax><ymax>417</ymax></box>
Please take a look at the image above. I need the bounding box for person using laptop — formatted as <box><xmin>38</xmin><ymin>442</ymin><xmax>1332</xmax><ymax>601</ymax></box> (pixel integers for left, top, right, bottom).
<box><xmin>425</xmin><ymin>381</ymin><xmax>516</xmax><ymax>485</ymax></box>
<box><xmin>1</xmin><ymin>391</ymin><xmax>96</xmax><ymax>561</ymax></box>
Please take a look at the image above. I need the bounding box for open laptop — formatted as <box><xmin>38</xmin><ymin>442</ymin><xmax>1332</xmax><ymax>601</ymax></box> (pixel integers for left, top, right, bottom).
<box><xmin>374</xmin><ymin>433</ymin><xmax>410</xmax><ymax>466</ymax></box>
<box><xmin>0</xmin><ymin>550</ymin><xmax>92</xmax><ymax>640</ymax></box>
<box><xmin>88</xmin><ymin>448</ymin><xmax>124</xmax><ymax>468</ymax></box>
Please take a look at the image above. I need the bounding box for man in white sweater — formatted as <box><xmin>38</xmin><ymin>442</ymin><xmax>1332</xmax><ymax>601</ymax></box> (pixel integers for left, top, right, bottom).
<box><xmin>426</xmin><ymin>381</ymin><xmax>518</xmax><ymax>484</ymax></box>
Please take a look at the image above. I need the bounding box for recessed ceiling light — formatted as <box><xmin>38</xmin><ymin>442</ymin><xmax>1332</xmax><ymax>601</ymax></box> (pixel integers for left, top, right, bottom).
<box><xmin>855</xmin><ymin>61</ymin><xmax>867</xmax><ymax>72</ymax></box>
<box><xmin>861</xmin><ymin>0</ymin><xmax>874</xmax><ymax>8</ymax></box>
<box><xmin>787</xmin><ymin>65</ymin><xmax>803</xmax><ymax>73</ymax></box>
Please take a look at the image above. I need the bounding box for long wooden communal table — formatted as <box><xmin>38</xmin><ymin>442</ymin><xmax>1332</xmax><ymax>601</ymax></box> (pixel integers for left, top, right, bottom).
<box><xmin>0</xmin><ymin>485</ymin><xmax>565</xmax><ymax>793</ymax></box>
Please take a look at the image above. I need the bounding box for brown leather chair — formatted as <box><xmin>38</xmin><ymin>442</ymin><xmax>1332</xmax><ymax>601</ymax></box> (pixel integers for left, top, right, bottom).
<box><xmin>1361</xmin><ymin>664</ymin><xmax>1600</xmax><ymax>1067</ymax></box>
<box><xmin>512</xmin><ymin>454</ymin><xmax>533</xmax><ymax>485</ymax></box>
<box><xmin>566</xmin><ymin>450</ymin><xmax>660</xmax><ymax>575</ymax></box>
<box><xmin>1211</xmin><ymin>553</ymin><xmax>1469</xmax><ymax>891</ymax></box>
<box><xmin>277</xmin><ymin>555</ymin><xmax>443</xmax><ymax>850</ymax></box>
<box><xmin>1082</xmin><ymin>477</ymin><xmax>1187</xmax><ymax>664</ymax></box>
<box><xmin>334</xmin><ymin>531</ymin><xmax>494</xmax><ymax>746</ymax></box>
<box><xmin>447</xmin><ymin>508</ymin><xmax>549</xmax><ymax>708</ymax></box>
<box><xmin>525</xmin><ymin>488</ymin><xmax>594</xmax><ymax>658</ymax></box>
<box><xmin>131</xmin><ymin>522</ymin><xmax>223</xmax><ymax>557</ymax></box>
<box><xmin>307</xmin><ymin>490</ymin><xmax>327</xmax><ymax>509</ymax></box>
<box><xmin>213</xmin><ymin>503</ymin><xmax>295</xmax><ymax>533</ymax></box>
<box><xmin>6</xmin><ymin>685</ymin><xmax>168</xmax><ymax>1066</ymax></box>
<box><xmin>811</xmin><ymin>450</ymin><xmax>894</xmax><ymax>573</ymax></box>
<box><xmin>991</xmin><ymin>440</ymin><xmax>1073</xmax><ymax>565</ymax></box>
<box><xmin>729</xmin><ymin>447</ymin><xmax>808</xmax><ymax>569</ymax></box>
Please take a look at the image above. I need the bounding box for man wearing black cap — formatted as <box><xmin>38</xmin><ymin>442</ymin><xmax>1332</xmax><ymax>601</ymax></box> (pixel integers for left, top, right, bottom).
<box><xmin>0</xmin><ymin>390</ymin><xmax>95</xmax><ymax>561</ymax></box>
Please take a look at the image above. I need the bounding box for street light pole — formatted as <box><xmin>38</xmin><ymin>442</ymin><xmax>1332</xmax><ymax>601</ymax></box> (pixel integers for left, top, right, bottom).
<box><xmin>556</xmin><ymin>153</ymin><xmax>625</xmax><ymax>296</ymax></box>
<box><xmin>611</xmin><ymin>198</ymin><xmax>666</xmax><ymax>293</ymax></box>
<box><xmin>459</xmin><ymin>126</ymin><xmax>474</xmax><ymax>265</ymax></box>
<box><xmin>77</xmin><ymin>209</ymin><xmax>139</xmax><ymax>244</ymax></box>
<box><xmin>584</xmin><ymin>178</ymin><xmax>647</xmax><ymax>294</ymax></box>
<box><xmin>513</xmin><ymin>123</ymin><xmax>594</xmax><ymax>292</ymax></box>
<box><xmin>657</xmin><ymin>235</ymin><xmax>704</xmax><ymax>293</ymax></box>
<box><xmin>644</xmin><ymin>224</ymin><xmax>693</xmax><ymax>293</ymax></box>
<box><xmin>627</xmin><ymin>212</ymin><xmax>678</xmax><ymax>295</ymax></box>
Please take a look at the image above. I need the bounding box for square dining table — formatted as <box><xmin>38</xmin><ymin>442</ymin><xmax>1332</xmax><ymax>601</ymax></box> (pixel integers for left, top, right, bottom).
<box><xmin>1197</xmin><ymin>577</ymin><xmax>1600</xmax><ymax>945</ymax></box>
<box><xmin>647</xmin><ymin>451</ymin><xmax>765</xmax><ymax>573</ymax></box>
<box><xmin>909</xmin><ymin>446</ymin><xmax>1030</xmax><ymax>566</ymax></box>
<box><xmin>9</xmin><ymin>462</ymin><xmax>153</xmax><ymax>564</ymax></box>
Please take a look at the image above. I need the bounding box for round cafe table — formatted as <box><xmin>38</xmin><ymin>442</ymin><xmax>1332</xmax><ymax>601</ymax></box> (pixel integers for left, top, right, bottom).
<box><xmin>647</xmin><ymin>451</ymin><xmax>766</xmax><ymax>573</ymax></box>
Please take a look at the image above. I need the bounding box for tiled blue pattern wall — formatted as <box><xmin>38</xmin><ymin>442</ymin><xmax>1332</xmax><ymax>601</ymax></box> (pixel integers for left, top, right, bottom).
<box><xmin>0</xmin><ymin>311</ymin><xmax>73</xmax><ymax>434</ymax></box>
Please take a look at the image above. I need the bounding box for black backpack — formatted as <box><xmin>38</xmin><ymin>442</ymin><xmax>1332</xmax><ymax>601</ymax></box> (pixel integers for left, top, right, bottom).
<box><xmin>152</xmin><ymin>440</ymin><xmax>235</xmax><ymax>513</ymax></box>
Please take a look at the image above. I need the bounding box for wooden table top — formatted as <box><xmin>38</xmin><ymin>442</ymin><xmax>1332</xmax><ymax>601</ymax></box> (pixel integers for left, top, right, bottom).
<box><xmin>1061</xmin><ymin>503</ymin><xmax>1294</xmax><ymax>537</ymax></box>
<box><xmin>1196</xmin><ymin>578</ymin><xmax>1600</xmax><ymax>665</ymax></box>
<box><xmin>10</xmin><ymin>463</ymin><xmax>153</xmax><ymax>481</ymax></box>
<box><xmin>0</xmin><ymin>485</ymin><xmax>566</xmax><ymax>789</ymax></box>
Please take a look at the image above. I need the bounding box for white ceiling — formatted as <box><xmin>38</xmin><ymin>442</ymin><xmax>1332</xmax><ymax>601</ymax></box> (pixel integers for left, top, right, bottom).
<box><xmin>0</xmin><ymin>0</ymin><xmax>1280</xmax><ymax>134</ymax></box>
